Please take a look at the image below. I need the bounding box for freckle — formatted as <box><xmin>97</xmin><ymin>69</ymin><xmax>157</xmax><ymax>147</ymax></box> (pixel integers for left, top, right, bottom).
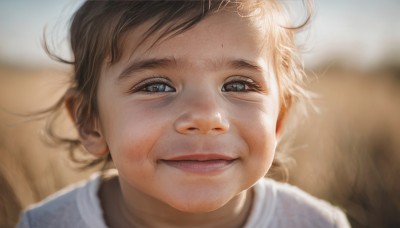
<box><xmin>221</xmin><ymin>43</ymin><xmax>224</xmax><ymax>48</ymax></box>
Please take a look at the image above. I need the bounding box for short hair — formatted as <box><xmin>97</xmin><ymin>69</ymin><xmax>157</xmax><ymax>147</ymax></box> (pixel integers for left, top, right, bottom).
<box><xmin>44</xmin><ymin>0</ymin><xmax>312</xmax><ymax>177</ymax></box>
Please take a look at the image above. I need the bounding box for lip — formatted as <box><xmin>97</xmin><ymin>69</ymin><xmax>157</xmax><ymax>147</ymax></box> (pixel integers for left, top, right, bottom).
<box><xmin>164</xmin><ymin>153</ymin><xmax>236</xmax><ymax>161</ymax></box>
<box><xmin>160</xmin><ymin>153</ymin><xmax>238</xmax><ymax>175</ymax></box>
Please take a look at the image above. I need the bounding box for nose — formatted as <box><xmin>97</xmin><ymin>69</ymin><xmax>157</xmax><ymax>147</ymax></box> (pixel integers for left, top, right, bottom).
<box><xmin>174</xmin><ymin>96</ymin><xmax>229</xmax><ymax>135</ymax></box>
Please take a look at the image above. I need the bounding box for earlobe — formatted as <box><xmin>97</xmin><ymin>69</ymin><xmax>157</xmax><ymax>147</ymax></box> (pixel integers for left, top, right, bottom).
<box><xmin>64</xmin><ymin>88</ymin><xmax>109</xmax><ymax>158</ymax></box>
<box><xmin>80</xmin><ymin>126</ymin><xmax>109</xmax><ymax>158</ymax></box>
<box><xmin>276</xmin><ymin>94</ymin><xmax>292</xmax><ymax>140</ymax></box>
<box><xmin>275</xmin><ymin>104</ymin><xmax>288</xmax><ymax>140</ymax></box>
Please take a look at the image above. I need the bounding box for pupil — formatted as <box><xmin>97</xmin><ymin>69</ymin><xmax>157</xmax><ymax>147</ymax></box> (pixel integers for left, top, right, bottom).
<box><xmin>149</xmin><ymin>84</ymin><xmax>165</xmax><ymax>92</ymax></box>
<box><xmin>229</xmin><ymin>83</ymin><xmax>244</xmax><ymax>91</ymax></box>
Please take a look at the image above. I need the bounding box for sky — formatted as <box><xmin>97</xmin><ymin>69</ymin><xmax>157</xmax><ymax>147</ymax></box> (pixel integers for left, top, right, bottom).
<box><xmin>0</xmin><ymin>0</ymin><xmax>399</xmax><ymax>69</ymax></box>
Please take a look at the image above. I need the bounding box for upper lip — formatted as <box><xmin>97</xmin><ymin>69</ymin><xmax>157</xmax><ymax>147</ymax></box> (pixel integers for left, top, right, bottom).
<box><xmin>162</xmin><ymin>153</ymin><xmax>237</xmax><ymax>161</ymax></box>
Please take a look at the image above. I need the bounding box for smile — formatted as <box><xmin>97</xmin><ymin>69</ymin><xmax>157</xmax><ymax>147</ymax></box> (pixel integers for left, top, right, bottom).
<box><xmin>160</xmin><ymin>154</ymin><xmax>238</xmax><ymax>175</ymax></box>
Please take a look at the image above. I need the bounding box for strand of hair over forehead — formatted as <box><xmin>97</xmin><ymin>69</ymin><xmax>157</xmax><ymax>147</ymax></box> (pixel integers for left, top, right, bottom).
<box><xmin>109</xmin><ymin>0</ymin><xmax>233</xmax><ymax>63</ymax></box>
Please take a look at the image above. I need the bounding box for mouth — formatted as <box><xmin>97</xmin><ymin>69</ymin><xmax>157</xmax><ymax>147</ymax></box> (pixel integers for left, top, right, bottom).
<box><xmin>159</xmin><ymin>154</ymin><xmax>238</xmax><ymax>175</ymax></box>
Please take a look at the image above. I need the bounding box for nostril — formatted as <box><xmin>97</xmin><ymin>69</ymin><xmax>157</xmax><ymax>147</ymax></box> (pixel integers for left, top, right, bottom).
<box><xmin>174</xmin><ymin>112</ymin><xmax>229</xmax><ymax>135</ymax></box>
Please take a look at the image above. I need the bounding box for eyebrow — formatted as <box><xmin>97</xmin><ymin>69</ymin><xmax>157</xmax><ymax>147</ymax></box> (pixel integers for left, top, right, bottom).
<box><xmin>118</xmin><ymin>57</ymin><xmax>176</xmax><ymax>80</ymax></box>
<box><xmin>117</xmin><ymin>57</ymin><xmax>264</xmax><ymax>81</ymax></box>
<box><xmin>228</xmin><ymin>59</ymin><xmax>263</xmax><ymax>73</ymax></box>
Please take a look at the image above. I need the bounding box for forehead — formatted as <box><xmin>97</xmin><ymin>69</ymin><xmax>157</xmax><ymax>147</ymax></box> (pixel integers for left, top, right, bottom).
<box><xmin>113</xmin><ymin>10</ymin><xmax>268</xmax><ymax>67</ymax></box>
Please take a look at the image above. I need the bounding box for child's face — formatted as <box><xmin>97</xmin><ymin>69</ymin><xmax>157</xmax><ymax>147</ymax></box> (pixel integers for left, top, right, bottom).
<box><xmin>94</xmin><ymin>11</ymin><xmax>281</xmax><ymax>212</ymax></box>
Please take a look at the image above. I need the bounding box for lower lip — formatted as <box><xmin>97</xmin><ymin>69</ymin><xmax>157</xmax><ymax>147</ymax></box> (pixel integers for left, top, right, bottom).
<box><xmin>161</xmin><ymin>159</ymin><xmax>235</xmax><ymax>175</ymax></box>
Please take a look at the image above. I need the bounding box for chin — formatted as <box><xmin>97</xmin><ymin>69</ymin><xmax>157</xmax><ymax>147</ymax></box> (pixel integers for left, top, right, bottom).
<box><xmin>166</xmin><ymin>192</ymin><xmax>232</xmax><ymax>213</ymax></box>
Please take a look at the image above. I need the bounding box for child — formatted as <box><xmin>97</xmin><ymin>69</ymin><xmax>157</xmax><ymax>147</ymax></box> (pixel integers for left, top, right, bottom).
<box><xmin>18</xmin><ymin>1</ymin><xmax>350</xmax><ymax>227</ymax></box>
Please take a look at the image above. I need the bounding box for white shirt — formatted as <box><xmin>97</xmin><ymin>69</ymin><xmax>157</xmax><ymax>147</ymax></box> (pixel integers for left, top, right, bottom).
<box><xmin>18</xmin><ymin>170</ymin><xmax>350</xmax><ymax>228</ymax></box>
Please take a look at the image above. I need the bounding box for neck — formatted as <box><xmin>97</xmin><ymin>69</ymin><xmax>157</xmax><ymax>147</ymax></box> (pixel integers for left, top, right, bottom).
<box><xmin>99</xmin><ymin>176</ymin><xmax>254</xmax><ymax>228</ymax></box>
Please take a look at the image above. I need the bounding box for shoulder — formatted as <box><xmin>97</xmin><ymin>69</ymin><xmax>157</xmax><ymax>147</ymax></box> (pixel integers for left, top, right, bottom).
<box><xmin>17</xmin><ymin>171</ymin><xmax>110</xmax><ymax>228</ymax></box>
<box><xmin>248</xmin><ymin>178</ymin><xmax>350</xmax><ymax>228</ymax></box>
<box><xmin>272</xmin><ymin>179</ymin><xmax>350</xmax><ymax>227</ymax></box>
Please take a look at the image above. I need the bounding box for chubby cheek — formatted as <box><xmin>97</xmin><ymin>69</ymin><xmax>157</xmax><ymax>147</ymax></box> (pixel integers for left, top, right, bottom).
<box><xmin>98</xmin><ymin>102</ymin><xmax>162</xmax><ymax>177</ymax></box>
<box><xmin>233</xmin><ymin>100</ymin><xmax>278</xmax><ymax>178</ymax></box>
<box><xmin>254</xmin><ymin>123</ymin><xmax>276</xmax><ymax>175</ymax></box>
<box><xmin>249</xmin><ymin>116</ymin><xmax>276</xmax><ymax>174</ymax></box>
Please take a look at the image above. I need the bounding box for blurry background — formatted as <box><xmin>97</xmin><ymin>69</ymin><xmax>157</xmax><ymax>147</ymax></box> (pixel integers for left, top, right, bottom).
<box><xmin>0</xmin><ymin>0</ymin><xmax>399</xmax><ymax>227</ymax></box>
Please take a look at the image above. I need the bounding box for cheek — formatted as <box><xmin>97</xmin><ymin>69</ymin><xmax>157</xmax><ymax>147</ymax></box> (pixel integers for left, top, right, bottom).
<box><xmin>98</xmin><ymin>102</ymin><xmax>160</xmax><ymax>164</ymax></box>
<box><xmin>248</xmin><ymin>112</ymin><xmax>277</xmax><ymax>157</ymax></box>
<box><xmin>232</xmin><ymin>100</ymin><xmax>278</xmax><ymax>173</ymax></box>
<box><xmin>232</xmin><ymin>97</ymin><xmax>278</xmax><ymax>141</ymax></box>
<box><xmin>249</xmin><ymin>120</ymin><xmax>277</xmax><ymax>179</ymax></box>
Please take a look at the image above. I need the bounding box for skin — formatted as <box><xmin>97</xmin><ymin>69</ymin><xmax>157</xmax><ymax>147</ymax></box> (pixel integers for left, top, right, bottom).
<box><xmin>70</xmin><ymin>10</ymin><xmax>285</xmax><ymax>228</ymax></box>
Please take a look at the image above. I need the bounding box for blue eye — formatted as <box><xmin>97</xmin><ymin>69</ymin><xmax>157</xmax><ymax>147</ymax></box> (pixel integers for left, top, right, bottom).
<box><xmin>221</xmin><ymin>77</ymin><xmax>261</xmax><ymax>92</ymax></box>
<box><xmin>130</xmin><ymin>77</ymin><xmax>176</xmax><ymax>93</ymax></box>
<box><xmin>222</xmin><ymin>81</ymin><xmax>249</xmax><ymax>92</ymax></box>
<box><xmin>141</xmin><ymin>83</ymin><xmax>175</xmax><ymax>92</ymax></box>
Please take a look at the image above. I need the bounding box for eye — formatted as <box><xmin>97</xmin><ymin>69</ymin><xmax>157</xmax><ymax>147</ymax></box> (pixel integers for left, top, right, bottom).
<box><xmin>141</xmin><ymin>83</ymin><xmax>175</xmax><ymax>92</ymax></box>
<box><xmin>129</xmin><ymin>77</ymin><xmax>176</xmax><ymax>93</ymax></box>
<box><xmin>222</xmin><ymin>81</ymin><xmax>248</xmax><ymax>92</ymax></box>
<box><xmin>221</xmin><ymin>76</ymin><xmax>262</xmax><ymax>92</ymax></box>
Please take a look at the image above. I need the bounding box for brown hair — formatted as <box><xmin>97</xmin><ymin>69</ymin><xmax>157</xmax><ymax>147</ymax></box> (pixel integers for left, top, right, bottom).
<box><xmin>44</xmin><ymin>0</ymin><xmax>312</xmax><ymax>178</ymax></box>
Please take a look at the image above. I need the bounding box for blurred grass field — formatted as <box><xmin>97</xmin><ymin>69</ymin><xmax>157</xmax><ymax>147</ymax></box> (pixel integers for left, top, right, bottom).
<box><xmin>0</xmin><ymin>62</ymin><xmax>399</xmax><ymax>227</ymax></box>
<box><xmin>286</xmin><ymin>66</ymin><xmax>400</xmax><ymax>227</ymax></box>
<box><xmin>0</xmin><ymin>64</ymin><xmax>97</xmax><ymax>227</ymax></box>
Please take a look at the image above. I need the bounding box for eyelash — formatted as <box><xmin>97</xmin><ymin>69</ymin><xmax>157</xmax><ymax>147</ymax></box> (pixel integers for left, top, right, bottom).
<box><xmin>128</xmin><ymin>76</ymin><xmax>175</xmax><ymax>93</ymax></box>
<box><xmin>128</xmin><ymin>76</ymin><xmax>262</xmax><ymax>94</ymax></box>
<box><xmin>222</xmin><ymin>76</ymin><xmax>262</xmax><ymax>92</ymax></box>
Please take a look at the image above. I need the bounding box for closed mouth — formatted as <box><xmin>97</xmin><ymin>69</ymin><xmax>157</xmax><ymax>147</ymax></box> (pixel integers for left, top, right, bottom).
<box><xmin>162</xmin><ymin>153</ymin><xmax>236</xmax><ymax>161</ymax></box>
<box><xmin>159</xmin><ymin>154</ymin><xmax>238</xmax><ymax>174</ymax></box>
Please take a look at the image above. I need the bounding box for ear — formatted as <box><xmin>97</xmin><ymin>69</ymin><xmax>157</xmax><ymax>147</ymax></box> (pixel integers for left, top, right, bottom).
<box><xmin>276</xmin><ymin>98</ymin><xmax>291</xmax><ymax>140</ymax></box>
<box><xmin>276</xmin><ymin>106</ymin><xmax>286</xmax><ymax>139</ymax></box>
<box><xmin>65</xmin><ymin>88</ymin><xmax>109</xmax><ymax>158</ymax></box>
